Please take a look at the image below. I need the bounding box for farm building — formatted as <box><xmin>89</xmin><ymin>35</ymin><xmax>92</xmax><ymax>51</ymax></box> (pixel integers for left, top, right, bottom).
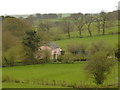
<box><xmin>36</xmin><ymin>42</ymin><xmax>64</xmax><ymax>61</ymax></box>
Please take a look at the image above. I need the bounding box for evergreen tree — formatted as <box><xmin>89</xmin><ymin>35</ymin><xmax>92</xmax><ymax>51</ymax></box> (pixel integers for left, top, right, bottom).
<box><xmin>22</xmin><ymin>30</ymin><xmax>40</xmax><ymax>64</ymax></box>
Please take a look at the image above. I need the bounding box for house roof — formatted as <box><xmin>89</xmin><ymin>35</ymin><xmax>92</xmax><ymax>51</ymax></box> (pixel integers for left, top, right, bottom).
<box><xmin>49</xmin><ymin>42</ymin><xmax>60</xmax><ymax>49</ymax></box>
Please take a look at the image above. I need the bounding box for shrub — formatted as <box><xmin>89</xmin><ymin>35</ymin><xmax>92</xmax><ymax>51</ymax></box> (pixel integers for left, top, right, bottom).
<box><xmin>42</xmin><ymin>49</ymin><xmax>51</xmax><ymax>63</ymax></box>
<box><xmin>90</xmin><ymin>41</ymin><xmax>115</xmax><ymax>55</ymax></box>
<box><xmin>67</xmin><ymin>43</ymin><xmax>87</xmax><ymax>54</ymax></box>
<box><xmin>108</xmin><ymin>31</ymin><xmax>114</xmax><ymax>35</ymax></box>
<box><xmin>67</xmin><ymin>43</ymin><xmax>87</xmax><ymax>61</ymax></box>
<box><xmin>85</xmin><ymin>51</ymin><xmax>116</xmax><ymax>85</ymax></box>
<box><xmin>2</xmin><ymin>44</ymin><xmax>26</xmax><ymax>67</ymax></box>
<box><xmin>86</xmin><ymin>41</ymin><xmax>116</xmax><ymax>85</ymax></box>
<box><xmin>58</xmin><ymin>52</ymin><xmax>74</xmax><ymax>63</ymax></box>
<box><xmin>2</xmin><ymin>48</ymin><xmax>16</xmax><ymax>66</ymax></box>
<box><xmin>53</xmin><ymin>34</ymin><xmax>62</xmax><ymax>41</ymax></box>
<box><xmin>35</xmin><ymin>49</ymin><xmax>51</xmax><ymax>64</ymax></box>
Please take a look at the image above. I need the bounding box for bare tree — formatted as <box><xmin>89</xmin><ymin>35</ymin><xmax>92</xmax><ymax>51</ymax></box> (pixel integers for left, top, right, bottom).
<box><xmin>38</xmin><ymin>21</ymin><xmax>51</xmax><ymax>32</ymax></box>
<box><xmin>100</xmin><ymin>11</ymin><xmax>108</xmax><ymax>35</ymax></box>
<box><xmin>61</xmin><ymin>18</ymin><xmax>74</xmax><ymax>39</ymax></box>
<box><xmin>76</xmin><ymin>16</ymin><xmax>85</xmax><ymax>38</ymax></box>
<box><xmin>71</xmin><ymin>13</ymin><xmax>85</xmax><ymax>38</ymax></box>
<box><xmin>94</xmin><ymin>14</ymin><xmax>102</xmax><ymax>35</ymax></box>
<box><xmin>84</xmin><ymin>14</ymin><xmax>93</xmax><ymax>37</ymax></box>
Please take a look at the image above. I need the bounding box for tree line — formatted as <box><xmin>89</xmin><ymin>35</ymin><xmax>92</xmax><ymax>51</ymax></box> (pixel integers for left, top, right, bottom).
<box><xmin>2</xmin><ymin>16</ymin><xmax>53</xmax><ymax>66</ymax></box>
<box><xmin>62</xmin><ymin>10</ymin><xmax>118</xmax><ymax>39</ymax></box>
<box><xmin>24</xmin><ymin>10</ymin><xmax>118</xmax><ymax>40</ymax></box>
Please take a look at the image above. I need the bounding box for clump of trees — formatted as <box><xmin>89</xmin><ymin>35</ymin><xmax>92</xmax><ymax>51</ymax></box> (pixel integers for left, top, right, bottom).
<box><xmin>3</xmin><ymin>16</ymin><xmax>31</xmax><ymax>37</ymax></box>
<box><xmin>57</xmin><ymin>43</ymin><xmax>88</xmax><ymax>63</ymax></box>
<box><xmin>2</xmin><ymin>16</ymin><xmax>31</xmax><ymax>52</ymax></box>
<box><xmin>2</xmin><ymin>16</ymin><xmax>32</xmax><ymax>66</ymax></box>
<box><xmin>57</xmin><ymin>52</ymin><xmax>74</xmax><ymax>63</ymax></box>
<box><xmin>2</xmin><ymin>16</ymin><xmax>54</xmax><ymax>66</ymax></box>
<box><xmin>38</xmin><ymin>21</ymin><xmax>51</xmax><ymax>32</ymax></box>
<box><xmin>67</xmin><ymin>43</ymin><xmax>87</xmax><ymax>54</ymax></box>
<box><xmin>2</xmin><ymin>44</ymin><xmax>26</xmax><ymax>67</ymax></box>
<box><xmin>67</xmin><ymin>43</ymin><xmax>87</xmax><ymax>61</ymax></box>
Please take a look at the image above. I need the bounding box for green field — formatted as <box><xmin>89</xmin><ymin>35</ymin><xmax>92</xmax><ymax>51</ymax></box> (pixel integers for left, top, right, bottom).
<box><xmin>3</xmin><ymin>83</ymin><xmax>69</xmax><ymax>88</ymax></box>
<box><xmin>2</xmin><ymin>62</ymin><xmax>118</xmax><ymax>88</ymax></box>
<box><xmin>58</xmin><ymin>25</ymin><xmax>118</xmax><ymax>39</ymax></box>
<box><xmin>56</xmin><ymin>34</ymin><xmax>118</xmax><ymax>49</ymax></box>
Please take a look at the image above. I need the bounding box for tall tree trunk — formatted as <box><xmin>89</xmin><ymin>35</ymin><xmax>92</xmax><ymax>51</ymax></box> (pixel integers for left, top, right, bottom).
<box><xmin>79</xmin><ymin>29</ymin><xmax>82</xmax><ymax>38</ymax></box>
<box><xmin>68</xmin><ymin>31</ymin><xmax>71</xmax><ymax>39</ymax></box>
<box><xmin>78</xmin><ymin>25</ymin><xmax>84</xmax><ymax>38</ymax></box>
<box><xmin>97</xmin><ymin>21</ymin><xmax>101</xmax><ymax>35</ymax></box>
<box><xmin>98</xmin><ymin>26</ymin><xmax>100</xmax><ymax>35</ymax></box>
<box><xmin>88</xmin><ymin>24</ymin><xmax>92</xmax><ymax>37</ymax></box>
<box><xmin>102</xmin><ymin>19</ymin><xmax>105</xmax><ymax>35</ymax></box>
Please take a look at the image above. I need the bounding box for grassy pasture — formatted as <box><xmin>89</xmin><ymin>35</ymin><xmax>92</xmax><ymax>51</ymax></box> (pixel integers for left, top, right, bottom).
<box><xmin>2</xmin><ymin>62</ymin><xmax>118</xmax><ymax>88</ymax></box>
<box><xmin>58</xmin><ymin>26</ymin><xmax>118</xmax><ymax>39</ymax></box>
<box><xmin>56</xmin><ymin>34</ymin><xmax>118</xmax><ymax>50</ymax></box>
<box><xmin>3</xmin><ymin>83</ymin><xmax>69</xmax><ymax>88</ymax></box>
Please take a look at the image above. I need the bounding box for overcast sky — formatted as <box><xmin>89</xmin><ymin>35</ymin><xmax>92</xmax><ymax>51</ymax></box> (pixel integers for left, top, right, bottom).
<box><xmin>0</xmin><ymin>0</ymin><xmax>119</xmax><ymax>15</ymax></box>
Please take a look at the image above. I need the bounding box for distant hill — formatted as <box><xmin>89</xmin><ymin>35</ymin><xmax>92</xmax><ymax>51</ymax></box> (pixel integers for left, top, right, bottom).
<box><xmin>10</xmin><ymin>14</ymin><xmax>31</xmax><ymax>18</ymax></box>
<box><xmin>61</xmin><ymin>13</ymin><xmax>70</xmax><ymax>17</ymax></box>
<box><xmin>8</xmin><ymin>13</ymin><xmax>70</xmax><ymax>19</ymax></box>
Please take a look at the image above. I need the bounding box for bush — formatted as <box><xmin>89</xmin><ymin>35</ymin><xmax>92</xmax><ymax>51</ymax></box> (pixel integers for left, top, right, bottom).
<box><xmin>108</xmin><ymin>32</ymin><xmax>114</xmax><ymax>35</ymax></box>
<box><xmin>53</xmin><ymin>34</ymin><xmax>62</xmax><ymax>41</ymax></box>
<box><xmin>58</xmin><ymin>52</ymin><xmax>74</xmax><ymax>63</ymax></box>
<box><xmin>2</xmin><ymin>48</ymin><xmax>16</xmax><ymax>66</ymax></box>
<box><xmin>85</xmin><ymin>41</ymin><xmax>117</xmax><ymax>85</ymax></box>
<box><xmin>90</xmin><ymin>41</ymin><xmax>115</xmax><ymax>55</ymax></box>
<box><xmin>2</xmin><ymin>44</ymin><xmax>26</xmax><ymax>67</ymax></box>
<box><xmin>85</xmin><ymin>51</ymin><xmax>116</xmax><ymax>85</ymax></box>
<box><xmin>67</xmin><ymin>43</ymin><xmax>87</xmax><ymax>54</ymax></box>
<box><xmin>42</xmin><ymin>49</ymin><xmax>51</xmax><ymax>63</ymax></box>
<box><xmin>67</xmin><ymin>43</ymin><xmax>87</xmax><ymax>61</ymax></box>
<box><xmin>35</xmin><ymin>49</ymin><xmax>51</xmax><ymax>64</ymax></box>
